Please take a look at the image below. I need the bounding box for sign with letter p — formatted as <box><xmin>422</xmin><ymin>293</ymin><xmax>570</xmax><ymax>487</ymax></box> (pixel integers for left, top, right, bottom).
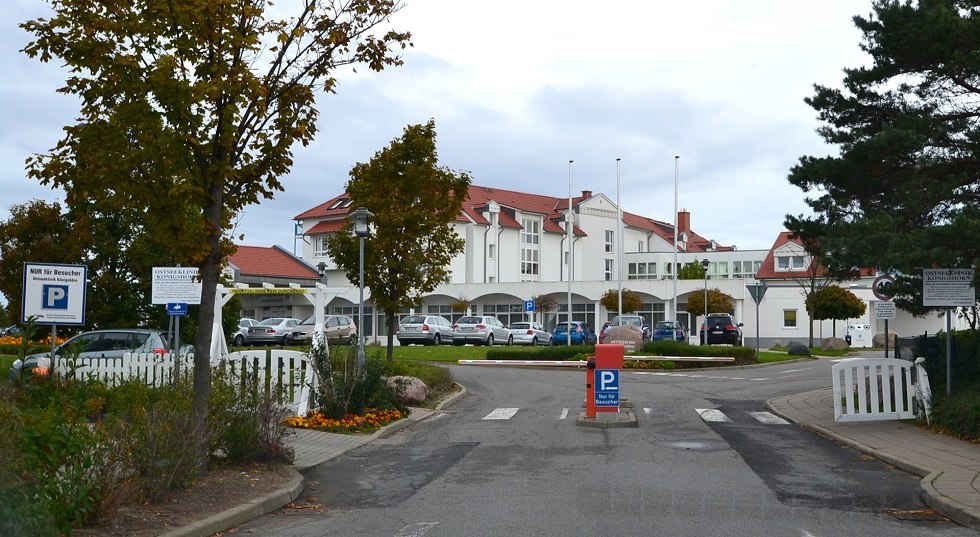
<box><xmin>22</xmin><ymin>262</ymin><xmax>88</xmax><ymax>326</ymax></box>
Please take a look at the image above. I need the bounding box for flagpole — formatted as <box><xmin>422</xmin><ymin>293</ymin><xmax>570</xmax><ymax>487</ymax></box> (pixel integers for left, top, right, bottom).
<box><xmin>567</xmin><ymin>160</ymin><xmax>574</xmax><ymax>345</ymax></box>
<box><xmin>616</xmin><ymin>158</ymin><xmax>623</xmax><ymax>319</ymax></box>
<box><xmin>672</xmin><ymin>155</ymin><xmax>680</xmax><ymax>340</ymax></box>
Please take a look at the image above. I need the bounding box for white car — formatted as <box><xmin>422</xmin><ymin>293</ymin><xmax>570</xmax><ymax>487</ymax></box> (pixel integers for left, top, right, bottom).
<box><xmin>507</xmin><ymin>322</ymin><xmax>551</xmax><ymax>346</ymax></box>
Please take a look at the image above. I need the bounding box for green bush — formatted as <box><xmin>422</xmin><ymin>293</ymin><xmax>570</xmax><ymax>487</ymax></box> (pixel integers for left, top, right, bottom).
<box><xmin>930</xmin><ymin>390</ymin><xmax>980</xmax><ymax>442</ymax></box>
<box><xmin>311</xmin><ymin>343</ymin><xmax>407</xmax><ymax>420</ymax></box>
<box><xmin>633</xmin><ymin>340</ymin><xmax>758</xmax><ymax>367</ymax></box>
<box><xmin>486</xmin><ymin>346</ymin><xmax>595</xmax><ymax>361</ymax></box>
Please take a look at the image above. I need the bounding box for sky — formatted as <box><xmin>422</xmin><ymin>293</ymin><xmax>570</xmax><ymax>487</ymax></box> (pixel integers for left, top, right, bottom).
<box><xmin>1</xmin><ymin>1</ymin><xmax>875</xmax><ymax>254</ymax></box>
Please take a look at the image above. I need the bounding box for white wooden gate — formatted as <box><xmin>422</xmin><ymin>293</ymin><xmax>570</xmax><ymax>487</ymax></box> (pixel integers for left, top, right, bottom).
<box><xmin>832</xmin><ymin>358</ymin><xmax>915</xmax><ymax>422</ymax></box>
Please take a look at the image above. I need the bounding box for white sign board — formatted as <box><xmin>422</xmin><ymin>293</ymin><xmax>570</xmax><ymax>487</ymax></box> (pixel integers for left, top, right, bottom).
<box><xmin>922</xmin><ymin>268</ymin><xmax>975</xmax><ymax>307</ymax></box>
<box><xmin>874</xmin><ymin>301</ymin><xmax>896</xmax><ymax>320</ymax></box>
<box><xmin>22</xmin><ymin>262</ymin><xmax>88</xmax><ymax>326</ymax></box>
<box><xmin>152</xmin><ymin>267</ymin><xmax>202</xmax><ymax>305</ymax></box>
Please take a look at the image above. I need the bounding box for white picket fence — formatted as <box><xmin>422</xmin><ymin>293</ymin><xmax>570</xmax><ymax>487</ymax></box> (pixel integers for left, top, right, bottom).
<box><xmin>53</xmin><ymin>349</ymin><xmax>316</xmax><ymax>416</ymax></box>
<box><xmin>832</xmin><ymin>357</ymin><xmax>927</xmax><ymax>423</ymax></box>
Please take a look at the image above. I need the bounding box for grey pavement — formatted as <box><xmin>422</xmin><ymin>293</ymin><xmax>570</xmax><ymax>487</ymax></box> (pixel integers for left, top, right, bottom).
<box><xmin>162</xmin><ymin>357</ymin><xmax>980</xmax><ymax>536</ymax></box>
<box><xmin>768</xmin><ymin>386</ymin><xmax>980</xmax><ymax>532</ymax></box>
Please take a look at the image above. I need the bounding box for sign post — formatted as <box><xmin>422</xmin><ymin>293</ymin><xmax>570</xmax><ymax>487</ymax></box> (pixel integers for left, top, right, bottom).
<box><xmin>524</xmin><ymin>299</ymin><xmax>535</xmax><ymax>322</ymax></box>
<box><xmin>154</xmin><ymin>267</ymin><xmax>202</xmax><ymax>359</ymax></box>
<box><xmin>874</xmin><ymin>301</ymin><xmax>896</xmax><ymax>357</ymax></box>
<box><xmin>922</xmin><ymin>268</ymin><xmax>976</xmax><ymax>394</ymax></box>
<box><xmin>746</xmin><ymin>283</ymin><xmax>767</xmax><ymax>357</ymax></box>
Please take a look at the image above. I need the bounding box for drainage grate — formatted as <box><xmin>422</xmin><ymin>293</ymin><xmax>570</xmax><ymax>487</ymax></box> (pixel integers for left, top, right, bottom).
<box><xmin>885</xmin><ymin>508</ymin><xmax>948</xmax><ymax>522</ymax></box>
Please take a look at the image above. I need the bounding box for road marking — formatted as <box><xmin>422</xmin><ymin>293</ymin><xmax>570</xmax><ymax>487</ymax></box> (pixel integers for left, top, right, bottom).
<box><xmin>643</xmin><ymin>407</ymin><xmax>653</xmax><ymax>414</ymax></box>
<box><xmin>482</xmin><ymin>408</ymin><xmax>520</xmax><ymax>420</ymax></box>
<box><xmin>559</xmin><ymin>408</ymin><xmax>569</xmax><ymax>420</ymax></box>
<box><xmin>748</xmin><ymin>411</ymin><xmax>790</xmax><ymax>425</ymax></box>
<box><xmin>696</xmin><ymin>408</ymin><xmax>732</xmax><ymax>422</ymax></box>
<box><xmin>800</xmin><ymin>530</ymin><xmax>819</xmax><ymax>537</ymax></box>
<box><xmin>395</xmin><ymin>522</ymin><xmax>439</xmax><ymax>536</ymax></box>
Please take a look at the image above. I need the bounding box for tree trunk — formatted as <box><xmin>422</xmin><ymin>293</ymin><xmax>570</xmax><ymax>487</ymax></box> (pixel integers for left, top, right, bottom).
<box><xmin>385</xmin><ymin>311</ymin><xmax>396</xmax><ymax>361</ymax></box>
<box><xmin>191</xmin><ymin>184</ymin><xmax>223</xmax><ymax>475</ymax></box>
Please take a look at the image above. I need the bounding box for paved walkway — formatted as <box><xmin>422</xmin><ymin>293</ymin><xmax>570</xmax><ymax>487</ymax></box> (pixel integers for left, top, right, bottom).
<box><xmin>769</xmin><ymin>387</ymin><xmax>980</xmax><ymax>531</ymax></box>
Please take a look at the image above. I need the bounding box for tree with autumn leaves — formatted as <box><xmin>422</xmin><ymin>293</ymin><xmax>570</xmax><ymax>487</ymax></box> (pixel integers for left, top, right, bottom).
<box><xmin>19</xmin><ymin>0</ymin><xmax>411</xmax><ymax>473</ymax></box>
<box><xmin>328</xmin><ymin>121</ymin><xmax>471</xmax><ymax>361</ymax></box>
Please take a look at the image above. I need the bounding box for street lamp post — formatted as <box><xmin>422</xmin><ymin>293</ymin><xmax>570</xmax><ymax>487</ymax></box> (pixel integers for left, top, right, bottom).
<box><xmin>701</xmin><ymin>258</ymin><xmax>709</xmax><ymax>345</ymax></box>
<box><xmin>351</xmin><ymin>207</ymin><xmax>374</xmax><ymax>369</ymax></box>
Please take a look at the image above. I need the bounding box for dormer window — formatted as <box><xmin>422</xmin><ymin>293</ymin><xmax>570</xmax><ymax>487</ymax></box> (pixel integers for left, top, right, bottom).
<box><xmin>776</xmin><ymin>255</ymin><xmax>806</xmax><ymax>271</ymax></box>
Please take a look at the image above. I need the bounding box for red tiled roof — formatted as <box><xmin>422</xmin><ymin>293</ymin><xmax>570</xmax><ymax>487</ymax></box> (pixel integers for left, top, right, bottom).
<box><xmin>753</xmin><ymin>232</ymin><xmax>874</xmax><ymax>280</ymax></box>
<box><xmin>228</xmin><ymin>245</ymin><xmax>319</xmax><ymax>279</ymax></box>
<box><xmin>304</xmin><ymin>220</ymin><xmax>343</xmax><ymax>235</ymax></box>
<box><xmin>295</xmin><ymin>184</ymin><xmax>734</xmax><ymax>247</ymax></box>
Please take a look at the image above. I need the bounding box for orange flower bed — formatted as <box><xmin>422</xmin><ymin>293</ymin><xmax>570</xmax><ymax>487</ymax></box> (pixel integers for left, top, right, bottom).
<box><xmin>0</xmin><ymin>335</ymin><xmax>67</xmax><ymax>347</ymax></box>
<box><xmin>284</xmin><ymin>408</ymin><xmax>407</xmax><ymax>434</ymax></box>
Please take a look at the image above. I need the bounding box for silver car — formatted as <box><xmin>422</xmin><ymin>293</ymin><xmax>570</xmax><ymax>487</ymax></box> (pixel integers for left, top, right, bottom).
<box><xmin>453</xmin><ymin>315</ymin><xmax>512</xmax><ymax>346</ymax></box>
<box><xmin>508</xmin><ymin>322</ymin><xmax>551</xmax><ymax>346</ymax></box>
<box><xmin>245</xmin><ymin>317</ymin><xmax>301</xmax><ymax>346</ymax></box>
<box><xmin>397</xmin><ymin>315</ymin><xmax>454</xmax><ymax>346</ymax></box>
<box><xmin>231</xmin><ymin>317</ymin><xmax>258</xmax><ymax>346</ymax></box>
<box><xmin>9</xmin><ymin>328</ymin><xmax>178</xmax><ymax>383</ymax></box>
<box><xmin>288</xmin><ymin>314</ymin><xmax>357</xmax><ymax>346</ymax></box>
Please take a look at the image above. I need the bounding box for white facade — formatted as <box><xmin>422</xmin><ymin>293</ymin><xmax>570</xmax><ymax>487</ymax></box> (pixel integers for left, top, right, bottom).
<box><xmin>287</xmin><ymin>187</ymin><xmax>963</xmax><ymax>346</ymax></box>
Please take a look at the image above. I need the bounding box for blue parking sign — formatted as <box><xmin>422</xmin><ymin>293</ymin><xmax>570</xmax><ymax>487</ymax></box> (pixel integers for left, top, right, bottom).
<box><xmin>595</xmin><ymin>369</ymin><xmax>619</xmax><ymax>407</ymax></box>
<box><xmin>524</xmin><ymin>300</ymin><xmax>535</xmax><ymax>312</ymax></box>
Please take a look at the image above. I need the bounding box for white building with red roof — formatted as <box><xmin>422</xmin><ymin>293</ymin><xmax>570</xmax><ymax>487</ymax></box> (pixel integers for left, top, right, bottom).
<box><xmin>230</xmin><ymin>185</ymin><xmax>958</xmax><ymax>347</ymax></box>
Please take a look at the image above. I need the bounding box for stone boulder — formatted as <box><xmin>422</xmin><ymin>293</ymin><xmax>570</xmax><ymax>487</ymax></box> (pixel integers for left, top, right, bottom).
<box><xmin>820</xmin><ymin>337</ymin><xmax>849</xmax><ymax>351</ymax></box>
<box><xmin>603</xmin><ymin>325</ymin><xmax>645</xmax><ymax>352</ymax></box>
<box><xmin>787</xmin><ymin>341</ymin><xmax>811</xmax><ymax>356</ymax></box>
<box><xmin>387</xmin><ymin>376</ymin><xmax>428</xmax><ymax>405</ymax></box>
<box><xmin>873</xmin><ymin>331</ymin><xmax>900</xmax><ymax>348</ymax></box>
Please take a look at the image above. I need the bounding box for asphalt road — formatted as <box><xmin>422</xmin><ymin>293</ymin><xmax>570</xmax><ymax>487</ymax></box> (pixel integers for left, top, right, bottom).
<box><xmin>237</xmin><ymin>359</ymin><xmax>976</xmax><ymax>536</ymax></box>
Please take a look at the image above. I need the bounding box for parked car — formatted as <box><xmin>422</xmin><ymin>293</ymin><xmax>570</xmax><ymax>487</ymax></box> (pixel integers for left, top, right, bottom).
<box><xmin>0</xmin><ymin>325</ymin><xmax>23</xmax><ymax>337</ymax></box>
<box><xmin>288</xmin><ymin>314</ymin><xmax>357</xmax><ymax>346</ymax></box>
<box><xmin>9</xmin><ymin>328</ymin><xmax>178</xmax><ymax>383</ymax></box>
<box><xmin>397</xmin><ymin>315</ymin><xmax>454</xmax><ymax>346</ymax></box>
<box><xmin>245</xmin><ymin>317</ymin><xmax>301</xmax><ymax>346</ymax></box>
<box><xmin>507</xmin><ymin>322</ymin><xmax>551</xmax><ymax>346</ymax></box>
<box><xmin>599</xmin><ymin>315</ymin><xmax>650</xmax><ymax>343</ymax></box>
<box><xmin>453</xmin><ymin>315</ymin><xmax>512</xmax><ymax>346</ymax></box>
<box><xmin>550</xmin><ymin>321</ymin><xmax>597</xmax><ymax>345</ymax></box>
<box><xmin>231</xmin><ymin>317</ymin><xmax>259</xmax><ymax>346</ymax></box>
<box><xmin>700</xmin><ymin>313</ymin><xmax>743</xmax><ymax>345</ymax></box>
<box><xmin>652</xmin><ymin>321</ymin><xmax>687</xmax><ymax>342</ymax></box>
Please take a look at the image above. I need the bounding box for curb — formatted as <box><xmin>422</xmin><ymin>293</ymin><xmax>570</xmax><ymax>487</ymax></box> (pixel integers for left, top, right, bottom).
<box><xmin>157</xmin><ymin>467</ymin><xmax>305</xmax><ymax>537</ymax></box>
<box><xmin>164</xmin><ymin>383</ymin><xmax>469</xmax><ymax>536</ymax></box>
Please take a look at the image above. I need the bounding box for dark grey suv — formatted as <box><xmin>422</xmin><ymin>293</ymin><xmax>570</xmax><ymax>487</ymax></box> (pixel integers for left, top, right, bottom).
<box><xmin>700</xmin><ymin>313</ymin><xmax>743</xmax><ymax>345</ymax></box>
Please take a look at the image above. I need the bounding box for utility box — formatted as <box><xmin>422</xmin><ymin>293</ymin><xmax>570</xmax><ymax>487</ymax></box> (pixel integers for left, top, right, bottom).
<box><xmin>846</xmin><ymin>323</ymin><xmax>872</xmax><ymax>348</ymax></box>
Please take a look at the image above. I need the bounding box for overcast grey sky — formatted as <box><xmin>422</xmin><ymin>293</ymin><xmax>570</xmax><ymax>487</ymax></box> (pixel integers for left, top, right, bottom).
<box><xmin>1</xmin><ymin>1</ymin><xmax>873</xmax><ymax>254</ymax></box>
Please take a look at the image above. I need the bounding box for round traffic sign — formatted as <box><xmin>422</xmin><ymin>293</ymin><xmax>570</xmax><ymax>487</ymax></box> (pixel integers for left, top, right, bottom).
<box><xmin>872</xmin><ymin>274</ymin><xmax>896</xmax><ymax>301</ymax></box>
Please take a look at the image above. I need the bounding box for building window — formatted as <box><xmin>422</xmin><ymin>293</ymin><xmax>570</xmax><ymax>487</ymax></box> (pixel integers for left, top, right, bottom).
<box><xmin>716</xmin><ymin>261</ymin><xmax>729</xmax><ymax>279</ymax></box>
<box><xmin>628</xmin><ymin>262</ymin><xmax>657</xmax><ymax>280</ymax></box>
<box><xmin>488</xmin><ymin>244</ymin><xmax>495</xmax><ymax>260</ymax></box>
<box><xmin>605</xmin><ymin>259</ymin><xmax>614</xmax><ymax>281</ymax></box>
<box><xmin>783</xmin><ymin>309</ymin><xmax>797</xmax><ymax>328</ymax></box>
<box><xmin>605</xmin><ymin>230</ymin><xmax>614</xmax><ymax>253</ymax></box>
<box><xmin>314</xmin><ymin>236</ymin><xmax>328</xmax><ymax>256</ymax></box>
<box><xmin>521</xmin><ymin>248</ymin><xmax>539</xmax><ymax>279</ymax></box>
<box><xmin>521</xmin><ymin>219</ymin><xmax>540</xmax><ymax>245</ymax></box>
<box><xmin>638</xmin><ymin>240</ymin><xmax>644</xmax><ymax>252</ymax></box>
<box><xmin>776</xmin><ymin>255</ymin><xmax>806</xmax><ymax>271</ymax></box>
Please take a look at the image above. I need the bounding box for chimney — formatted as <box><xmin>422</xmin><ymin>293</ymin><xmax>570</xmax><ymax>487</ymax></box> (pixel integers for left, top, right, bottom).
<box><xmin>677</xmin><ymin>208</ymin><xmax>691</xmax><ymax>236</ymax></box>
<box><xmin>581</xmin><ymin>190</ymin><xmax>592</xmax><ymax>199</ymax></box>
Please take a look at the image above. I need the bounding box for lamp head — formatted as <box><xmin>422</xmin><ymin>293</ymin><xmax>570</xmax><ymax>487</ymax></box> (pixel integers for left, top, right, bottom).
<box><xmin>351</xmin><ymin>207</ymin><xmax>374</xmax><ymax>237</ymax></box>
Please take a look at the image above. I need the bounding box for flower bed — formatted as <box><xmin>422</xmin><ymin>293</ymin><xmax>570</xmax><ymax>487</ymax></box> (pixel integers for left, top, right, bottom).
<box><xmin>284</xmin><ymin>408</ymin><xmax>407</xmax><ymax>434</ymax></box>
